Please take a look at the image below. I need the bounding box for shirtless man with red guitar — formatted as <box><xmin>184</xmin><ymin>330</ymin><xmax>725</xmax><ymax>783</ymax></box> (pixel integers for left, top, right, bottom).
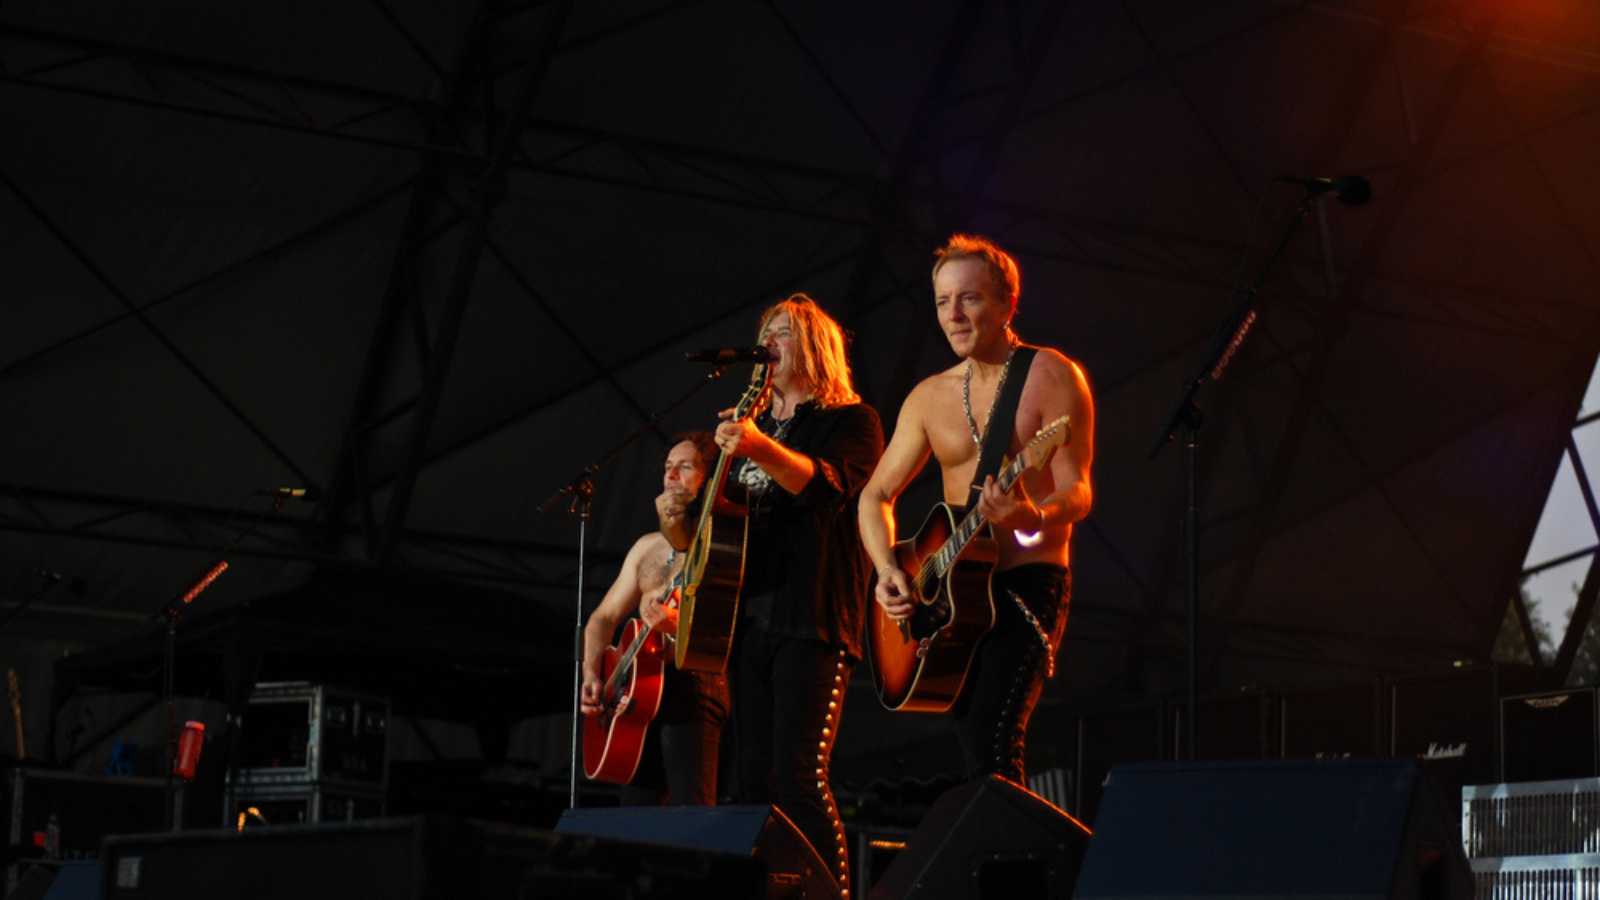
<box><xmin>858</xmin><ymin>234</ymin><xmax>1096</xmax><ymax>783</ymax></box>
<box><xmin>580</xmin><ymin>433</ymin><xmax>729</xmax><ymax>805</ymax></box>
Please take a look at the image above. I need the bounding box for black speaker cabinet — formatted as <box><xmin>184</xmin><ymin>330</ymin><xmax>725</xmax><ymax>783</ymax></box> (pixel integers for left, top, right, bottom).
<box><xmin>2</xmin><ymin>861</ymin><xmax>96</xmax><ymax>900</ymax></box>
<box><xmin>1502</xmin><ymin>687</ymin><xmax>1599</xmax><ymax>782</ymax></box>
<box><xmin>5</xmin><ymin>768</ymin><xmax>174</xmax><ymax>897</ymax></box>
<box><xmin>1279</xmin><ymin>681</ymin><xmax>1383</xmax><ymax>760</ymax></box>
<box><xmin>1390</xmin><ymin>668</ymin><xmax>1501</xmax><ymax>792</ymax></box>
<box><xmin>556</xmin><ymin>804</ymin><xmax>834</xmax><ymax>898</ymax></box>
<box><xmin>868</xmin><ymin>775</ymin><xmax>1091</xmax><ymax>900</ymax></box>
<box><xmin>1075</xmin><ymin>759</ymin><xmax>1471</xmax><ymax>900</ymax></box>
<box><xmin>101</xmin><ymin>815</ymin><xmax>763</xmax><ymax>899</ymax></box>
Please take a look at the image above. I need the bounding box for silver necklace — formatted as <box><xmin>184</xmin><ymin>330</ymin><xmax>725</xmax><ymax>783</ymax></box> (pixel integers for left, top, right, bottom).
<box><xmin>661</xmin><ymin>547</ymin><xmax>678</xmax><ymax>585</ymax></box>
<box><xmin>962</xmin><ymin>346</ymin><xmax>1017</xmax><ymax>447</ymax></box>
<box><xmin>737</xmin><ymin>405</ymin><xmax>800</xmax><ymax>495</ymax></box>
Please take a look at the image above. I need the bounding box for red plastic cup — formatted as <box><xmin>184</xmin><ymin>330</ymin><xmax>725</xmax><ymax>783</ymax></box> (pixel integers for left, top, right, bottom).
<box><xmin>174</xmin><ymin>720</ymin><xmax>206</xmax><ymax>780</ymax></box>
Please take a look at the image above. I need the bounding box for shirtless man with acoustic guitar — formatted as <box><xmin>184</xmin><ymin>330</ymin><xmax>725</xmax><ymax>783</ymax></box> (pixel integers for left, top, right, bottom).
<box><xmin>858</xmin><ymin>234</ymin><xmax>1095</xmax><ymax>782</ymax></box>
<box><xmin>580</xmin><ymin>433</ymin><xmax>728</xmax><ymax>805</ymax></box>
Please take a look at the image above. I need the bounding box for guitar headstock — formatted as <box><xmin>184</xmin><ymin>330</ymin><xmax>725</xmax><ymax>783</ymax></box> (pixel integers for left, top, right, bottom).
<box><xmin>733</xmin><ymin>363</ymin><xmax>771</xmax><ymax>420</ymax></box>
<box><xmin>1020</xmin><ymin>415</ymin><xmax>1071</xmax><ymax>472</ymax></box>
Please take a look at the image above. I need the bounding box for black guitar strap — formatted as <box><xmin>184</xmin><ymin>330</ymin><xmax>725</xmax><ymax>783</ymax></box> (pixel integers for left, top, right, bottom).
<box><xmin>970</xmin><ymin>345</ymin><xmax>1037</xmax><ymax>499</ymax></box>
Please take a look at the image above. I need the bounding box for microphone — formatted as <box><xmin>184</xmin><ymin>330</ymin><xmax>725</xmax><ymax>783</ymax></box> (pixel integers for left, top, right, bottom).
<box><xmin>684</xmin><ymin>347</ymin><xmax>773</xmax><ymax>365</ymax></box>
<box><xmin>1276</xmin><ymin>175</ymin><xmax>1371</xmax><ymax>205</ymax></box>
<box><xmin>258</xmin><ymin>487</ymin><xmax>320</xmax><ymax>502</ymax></box>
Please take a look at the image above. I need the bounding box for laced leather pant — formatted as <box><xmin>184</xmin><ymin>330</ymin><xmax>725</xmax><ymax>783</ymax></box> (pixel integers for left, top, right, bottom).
<box><xmin>952</xmin><ymin>564</ymin><xmax>1070</xmax><ymax>782</ymax></box>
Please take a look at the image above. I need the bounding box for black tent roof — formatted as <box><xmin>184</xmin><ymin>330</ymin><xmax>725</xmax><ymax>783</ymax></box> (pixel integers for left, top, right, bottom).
<box><xmin>4</xmin><ymin>0</ymin><xmax>1598</xmax><ymax>710</ymax></box>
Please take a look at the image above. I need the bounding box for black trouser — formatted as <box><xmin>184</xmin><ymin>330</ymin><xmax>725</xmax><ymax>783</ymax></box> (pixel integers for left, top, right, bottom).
<box><xmin>952</xmin><ymin>564</ymin><xmax>1070</xmax><ymax>782</ymax></box>
<box><xmin>620</xmin><ymin>668</ymin><xmax>729</xmax><ymax>806</ymax></box>
<box><xmin>731</xmin><ymin>625</ymin><xmax>852</xmax><ymax>894</ymax></box>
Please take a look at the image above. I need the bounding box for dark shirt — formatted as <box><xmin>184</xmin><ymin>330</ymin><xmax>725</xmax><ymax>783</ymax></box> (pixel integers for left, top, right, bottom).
<box><xmin>736</xmin><ymin>400</ymin><xmax>884</xmax><ymax>659</ymax></box>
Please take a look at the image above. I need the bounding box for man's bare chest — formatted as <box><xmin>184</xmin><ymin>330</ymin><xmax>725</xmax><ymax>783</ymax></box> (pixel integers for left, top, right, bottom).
<box><xmin>635</xmin><ymin>537</ymin><xmax>679</xmax><ymax>594</ymax></box>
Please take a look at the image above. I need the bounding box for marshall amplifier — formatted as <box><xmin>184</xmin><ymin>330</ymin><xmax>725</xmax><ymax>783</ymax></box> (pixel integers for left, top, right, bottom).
<box><xmin>1390</xmin><ymin>667</ymin><xmax>1505</xmax><ymax>794</ymax></box>
<box><xmin>1501</xmin><ymin>688</ymin><xmax>1598</xmax><ymax>783</ymax></box>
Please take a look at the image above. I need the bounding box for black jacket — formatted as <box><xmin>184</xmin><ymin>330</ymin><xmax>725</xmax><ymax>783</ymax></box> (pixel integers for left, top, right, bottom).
<box><xmin>738</xmin><ymin>400</ymin><xmax>884</xmax><ymax>659</ymax></box>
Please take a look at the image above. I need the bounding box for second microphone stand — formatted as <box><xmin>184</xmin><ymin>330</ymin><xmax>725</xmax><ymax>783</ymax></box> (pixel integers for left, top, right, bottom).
<box><xmin>1150</xmin><ymin>189</ymin><xmax>1324</xmax><ymax>760</ymax></box>
<box><xmin>152</xmin><ymin>494</ymin><xmax>286</xmax><ymax>830</ymax></box>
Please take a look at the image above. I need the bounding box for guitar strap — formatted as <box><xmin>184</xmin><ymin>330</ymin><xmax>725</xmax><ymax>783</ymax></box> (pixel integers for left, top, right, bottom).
<box><xmin>970</xmin><ymin>345</ymin><xmax>1038</xmax><ymax>498</ymax></box>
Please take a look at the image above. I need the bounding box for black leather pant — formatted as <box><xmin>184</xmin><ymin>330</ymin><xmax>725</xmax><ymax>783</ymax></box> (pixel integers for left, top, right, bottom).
<box><xmin>731</xmin><ymin>626</ymin><xmax>852</xmax><ymax>895</ymax></box>
<box><xmin>952</xmin><ymin>564</ymin><xmax>1070</xmax><ymax>782</ymax></box>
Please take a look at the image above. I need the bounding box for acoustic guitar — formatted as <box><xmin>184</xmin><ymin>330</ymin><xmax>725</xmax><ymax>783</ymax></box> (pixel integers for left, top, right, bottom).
<box><xmin>582</xmin><ymin>596</ymin><xmax>671</xmax><ymax>784</ymax></box>
<box><xmin>674</xmin><ymin>364</ymin><xmax>770</xmax><ymax>672</ymax></box>
<box><xmin>867</xmin><ymin>416</ymin><xmax>1071</xmax><ymax>712</ymax></box>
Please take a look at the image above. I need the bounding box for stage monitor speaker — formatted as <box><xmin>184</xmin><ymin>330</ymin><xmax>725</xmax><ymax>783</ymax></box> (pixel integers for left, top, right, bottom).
<box><xmin>868</xmin><ymin>774</ymin><xmax>1092</xmax><ymax>900</ymax></box>
<box><xmin>101</xmin><ymin>815</ymin><xmax>763</xmax><ymax>899</ymax></box>
<box><xmin>1075</xmin><ymin>703</ymin><xmax>1164</xmax><ymax>825</ymax></box>
<box><xmin>39</xmin><ymin>863</ymin><xmax>94</xmax><ymax>900</ymax></box>
<box><xmin>1075</xmin><ymin>759</ymin><xmax>1471</xmax><ymax>900</ymax></box>
<box><xmin>0</xmin><ymin>862</ymin><xmax>97</xmax><ymax>900</ymax></box>
<box><xmin>556</xmin><ymin>804</ymin><xmax>835</xmax><ymax>898</ymax></box>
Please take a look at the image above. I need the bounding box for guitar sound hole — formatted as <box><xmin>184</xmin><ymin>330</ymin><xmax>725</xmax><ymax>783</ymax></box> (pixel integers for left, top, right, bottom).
<box><xmin>908</xmin><ymin>586</ymin><xmax>951</xmax><ymax>640</ymax></box>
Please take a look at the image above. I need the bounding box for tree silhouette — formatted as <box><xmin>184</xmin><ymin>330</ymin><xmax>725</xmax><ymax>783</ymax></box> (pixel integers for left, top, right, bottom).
<box><xmin>1493</xmin><ymin>582</ymin><xmax>1559</xmax><ymax>666</ymax></box>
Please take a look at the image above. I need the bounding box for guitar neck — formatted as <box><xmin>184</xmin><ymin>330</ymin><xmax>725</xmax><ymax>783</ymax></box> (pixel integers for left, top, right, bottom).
<box><xmin>603</xmin><ymin>621</ymin><xmax>656</xmax><ymax>699</ymax></box>
<box><xmin>603</xmin><ymin>564</ymin><xmax>685</xmax><ymax>699</ymax></box>
<box><xmin>931</xmin><ymin>455</ymin><xmax>1027</xmax><ymax>576</ymax></box>
<box><xmin>697</xmin><ymin>445</ymin><xmax>739</xmax><ymax>527</ymax></box>
<box><xmin>687</xmin><ymin>380</ymin><xmax>764</xmax><ymax>559</ymax></box>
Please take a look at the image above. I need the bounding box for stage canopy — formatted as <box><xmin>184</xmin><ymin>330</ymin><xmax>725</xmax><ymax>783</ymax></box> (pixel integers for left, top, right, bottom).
<box><xmin>3</xmin><ymin>0</ymin><xmax>1598</xmax><ymax>725</ymax></box>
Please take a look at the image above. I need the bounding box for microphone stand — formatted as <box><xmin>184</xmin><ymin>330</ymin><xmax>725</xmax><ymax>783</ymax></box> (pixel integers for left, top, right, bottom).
<box><xmin>538</xmin><ymin>365</ymin><xmax>734</xmax><ymax>809</ymax></box>
<box><xmin>152</xmin><ymin>495</ymin><xmax>285</xmax><ymax>830</ymax></box>
<box><xmin>1149</xmin><ymin>189</ymin><xmax>1323</xmax><ymax>761</ymax></box>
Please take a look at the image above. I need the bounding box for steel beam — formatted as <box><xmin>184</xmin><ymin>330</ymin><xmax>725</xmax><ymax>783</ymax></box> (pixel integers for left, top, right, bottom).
<box><xmin>375</xmin><ymin>1</ymin><xmax>574</xmax><ymax>565</ymax></box>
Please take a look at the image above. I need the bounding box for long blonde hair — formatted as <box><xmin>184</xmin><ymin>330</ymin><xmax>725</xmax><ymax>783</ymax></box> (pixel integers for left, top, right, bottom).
<box><xmin>755</xmin><ymin>294</ymin><xmax>860</xmax><ymax>409</ymax></box>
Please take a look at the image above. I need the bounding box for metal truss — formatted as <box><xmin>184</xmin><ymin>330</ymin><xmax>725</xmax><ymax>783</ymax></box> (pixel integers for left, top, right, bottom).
<box><xmin>316</xmin><ymin>0</ymin><xmax>573</xmax><ymax>565</ymax></box>
<box><xmin>0</xmin><ymin>482</ymin><xmax>617</xmax><ymax>591</ymax></box>
<box><xmin>2</xmin><ymin>0</ymin><xmax>1595</xmax><ymax>678</ymax></box>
